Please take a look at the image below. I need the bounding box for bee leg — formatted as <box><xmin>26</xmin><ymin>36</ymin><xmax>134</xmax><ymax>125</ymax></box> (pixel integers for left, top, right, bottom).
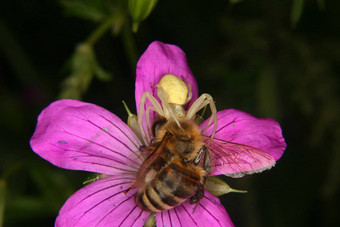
<box><xmin>189</xmin><ymin>181</ymin><xmax>205</xmax><ymax>204</ymax></box>
<box><xmin>189</xmin><ymin>188</ymin><xmax>204</xmax><ymax>204</ymax></box>
<box><xmin>190</xmin><ymin>147</ymin><xmax>211</xmax><ymax>204</ymax></box>
<box><xmin>189</xmin><ymin>182</ymin><xmax>205</xmax><ymax>213</ymax></box>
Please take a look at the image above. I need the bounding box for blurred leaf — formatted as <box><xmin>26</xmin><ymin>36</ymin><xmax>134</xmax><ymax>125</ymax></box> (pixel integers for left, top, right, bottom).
<box><xmin>317</xmin><ymin>0</ymin><xmax>326</xmax><ymax>10</ymax></box>
<box><xmin>0</xmin><ymin>20</ymin><xmax>38</xmax><ymax>84</ymax></box>
<box><xmin>94</xmin><ymin>64</ymin><xmax>112</xmax><ymax>81</ymax></box>
<box><xmin>230</xmin><ymin>0</ymin><xmax>243</xmax><ymax>4</ymax></box>
<box><xmin>128</xmin><ymin>0</ymin><xmax>158</xmax><ymax>32</ymax></box>
<box><xmin>0</xmin><ymin>90</ymin><xmax>25</xmax><ymax>133</ymax></box>
<box><xmin>0</xmin><ymin>180</ymin><xmax>6</xmax><ymax>227</ymax></box>
<box><xmin>61</xmin><ymin>0</ymin><xmax>113</xmax><ymax>22</ymax></box>
<box><xmin>7</xmin><ymin>196</ymin><xmax>48</xmax><ymax>218</ymax></box>
<box><xmin>59</xmin><ymin>43</ymin><xmax>112</xmax><ymax>99</ymax></box>
<box><xmin>256</xmin><ymin>67</ymin><xmax>279</xmax><ymax>119</ymax></box>
<box><xmin>291</xmin><ymin>0</ymin><xmax>304</xmax><ymax>28</ymax></box>
<box><xmin>59</xmin><ymin>44</ymin><xmax>94</xmax><ymax>99</ymax></box>
<box><xmin>29</xmin><ymin>167</ymin><xmax>77</xmax><ymax>211</ymax></box>
<box><xmin>3</xmin><ymin>160</ymin><xmax>84</xmax><ymax>223</ymax></box>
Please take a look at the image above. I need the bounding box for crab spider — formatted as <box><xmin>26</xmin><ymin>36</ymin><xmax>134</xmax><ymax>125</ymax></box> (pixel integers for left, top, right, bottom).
<box><xmin>138</xmin><ymin>74</ymin><xmax>218</xmax><ymax>145</ymax></box>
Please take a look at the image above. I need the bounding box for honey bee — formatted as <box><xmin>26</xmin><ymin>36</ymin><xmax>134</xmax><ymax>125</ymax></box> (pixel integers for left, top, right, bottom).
<box><xmin>134</xmin><ymin>117</ymin><xmax>212</xmax><ymax>212</ymax></box>
<box><xmin>126</xmin><ymin>74</ymin><xmax>276</xmax><ymax>212</ymax></box>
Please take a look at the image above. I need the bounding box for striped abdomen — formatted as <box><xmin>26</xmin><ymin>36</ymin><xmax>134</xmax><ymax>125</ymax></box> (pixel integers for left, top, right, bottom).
<box><xmin>135</xmin><ymin>159</ymin><xmax>204</xmax><ymax>212</ymax></box>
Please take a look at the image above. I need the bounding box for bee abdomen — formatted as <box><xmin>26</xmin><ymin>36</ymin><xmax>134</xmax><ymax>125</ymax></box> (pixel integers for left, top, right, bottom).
<box><xmin>136</xmin><ymin>182</ymin><xmax>179</xmax><ymax>212</ymax></box>
<box><xmin>136</xmin><ymin>163</ymin><xmax>201</xmax><ymax>212</ymax></box>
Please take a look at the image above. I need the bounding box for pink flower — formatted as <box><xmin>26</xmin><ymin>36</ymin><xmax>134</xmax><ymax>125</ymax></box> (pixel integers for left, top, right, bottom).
<box><xmin>30</xmin><ymin>41</ymin><xmax>286</xmax><ymax>227</ymax></box>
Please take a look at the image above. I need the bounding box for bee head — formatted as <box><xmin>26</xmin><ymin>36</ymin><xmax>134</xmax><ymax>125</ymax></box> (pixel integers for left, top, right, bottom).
<box><xmin>163</xmin><ymin>120</ymin><xmax>204</xmax><ymax>161</ymax></box>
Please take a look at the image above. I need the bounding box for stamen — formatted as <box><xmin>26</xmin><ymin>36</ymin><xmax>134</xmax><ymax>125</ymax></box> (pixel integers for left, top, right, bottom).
<box><xmin>122</xmin><ymin>100</ymin><xmax>143</xmax><ymax>143</ymax></box>
<box><xmin>122</xmin><ymin>100</ymin><xmax>133</xmax><ymax>116</ymax></box>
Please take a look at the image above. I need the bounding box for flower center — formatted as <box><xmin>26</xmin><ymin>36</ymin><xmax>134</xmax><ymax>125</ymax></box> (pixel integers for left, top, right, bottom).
<box><xmin>158</xmin><ymin>74</ymin><xmax>188</xmax><ymax>105</ymax></box>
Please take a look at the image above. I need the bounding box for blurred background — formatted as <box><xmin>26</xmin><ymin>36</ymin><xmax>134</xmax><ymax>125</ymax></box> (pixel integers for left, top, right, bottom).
<box><xmin>0</xmin><ymin>0</ymin><xmax>339</xmax><ymax>226</ymax></box>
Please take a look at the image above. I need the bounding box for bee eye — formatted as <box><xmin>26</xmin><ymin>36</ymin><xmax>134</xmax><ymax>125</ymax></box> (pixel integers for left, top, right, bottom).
<box><xmin>194</xmin><ymin>146</ymin><xmax>205</xmax><ymax>164</ymax></box>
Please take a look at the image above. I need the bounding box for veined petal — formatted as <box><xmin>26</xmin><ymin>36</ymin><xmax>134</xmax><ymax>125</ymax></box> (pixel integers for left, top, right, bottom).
<box><xmin>135</xmin><ymin>41</ymin><xmax>198</xmax><ymax>111</ymax></box>
<box><xmin>135</xmin><ymin>41</ymin><xmax>198</xmax><ymax>141</ymax></box>
<box><xmin>55</xmin><ymin>175</ymin><xmax>149</xmax><ymax>227</ymax></box>
<box><xmin>30</xmin><ymin>99</ymin><xmax>143</xmax><ymax>175</ymax></box>
<box><xmin>200</xmin><ymin>109</ymin><xmax>286</xmax><ymax>161</ymax></box>
<box><xmin>155</xmin><ymin>191</ymin><xmax>234</xmax><ymax>227</ymax></box>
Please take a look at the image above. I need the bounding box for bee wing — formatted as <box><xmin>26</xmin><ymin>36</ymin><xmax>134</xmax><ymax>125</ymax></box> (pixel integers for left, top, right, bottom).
<box><xmin>203</xmin><ymin>136</ymin><xmax>276</xmax><ymax>178</ymax></box>
<box><xmin>127</xmin><ymin>134</ymin><xmax>170</xmax><ymax>190</ymax></box>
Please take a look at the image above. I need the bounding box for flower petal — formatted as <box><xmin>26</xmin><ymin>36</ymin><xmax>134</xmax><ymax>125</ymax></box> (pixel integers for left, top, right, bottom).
<box><xmin>55</xmin><ymin>175</ymin><xmax>149</xmax><ymax>227</ymax></box>
<box><xmin>155</xmin><ymin>191</ymin><xmax>234</xmax><ymax>227</ymax></box>
<box><xmin>135</xmin><ymin>41</ymin><xmax>198</xmax><ymax>111</ymax></box>
<box><xmin>135</xmin><ymin>41</ymin><xmax>198</xmax><ymax>142</ymax></box>
<box><xmin>200</xmin><ymin>109</ymin><xmax>286</xmax><ymax>161</ymax></box>
<box><xmin>30</xmin><ymin>99</ymin><xmax>143</xmax><ymax>175</ymax></box>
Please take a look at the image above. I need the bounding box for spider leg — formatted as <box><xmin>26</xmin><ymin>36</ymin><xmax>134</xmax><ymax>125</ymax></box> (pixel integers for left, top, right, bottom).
<box><xmin>186</xmin><ymin>93</ymin><xmax>217</xmax><ymax>141</ymax></box>
<box><xmin>138</xmin><ymin>92</ymin><xmax>164</xmax><ymax>145</ymax></box>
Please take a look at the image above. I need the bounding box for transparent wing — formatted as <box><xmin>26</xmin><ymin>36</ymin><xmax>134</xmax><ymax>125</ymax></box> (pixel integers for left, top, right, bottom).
<box><xmin>204</xmin><ymin>136</ymin><xmax>276</xmax><ymax>178</ymax></box>
<box><xmin>126</xmin><ymin>134</ymin><xmax>170</xmax><ymax>192</ymax></box>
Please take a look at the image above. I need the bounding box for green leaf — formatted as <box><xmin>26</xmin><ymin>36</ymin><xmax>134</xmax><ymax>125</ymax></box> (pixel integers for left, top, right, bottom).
<box><xmin>61</xmin><ymin>0</ymin><xmax>112</xmax><ymax>22</ymax></box>
<box><xmin>291</xmin><ymin>0</ymin><xmax>305</xmax><ymax>28</ymax></box>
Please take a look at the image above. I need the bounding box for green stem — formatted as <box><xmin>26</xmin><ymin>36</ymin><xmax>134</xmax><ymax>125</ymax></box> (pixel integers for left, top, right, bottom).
<box><xmin>86</xmin><ymin>17</ymin><xmax>116</xmax><ymax>46</ymax></box>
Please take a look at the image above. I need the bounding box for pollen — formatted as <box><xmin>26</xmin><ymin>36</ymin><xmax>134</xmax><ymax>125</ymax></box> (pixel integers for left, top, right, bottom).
<box><xmin>158</xmin><ymin>74</ymin><xmax>188</xmax><ymax>105</ymax></box>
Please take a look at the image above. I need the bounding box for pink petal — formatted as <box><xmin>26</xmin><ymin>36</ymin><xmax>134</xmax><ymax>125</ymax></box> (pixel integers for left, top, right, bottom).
<box><xmin>55</xmin><ymin>175</ymin><xmax>150</xmax><ymax>227</ymax></box>
<box><xmin>30</xmin><ymin>99</ymin><xmax>143</xmax><ymax>175</ymax></box>
<box><xmin>156</xmin><ymin>191</ymin><xmax>234</xmax><ymax>227</ymax></box>
<box><xmin>200</xmin><ymin>109</ymin><xmax>286</xmax><ymax>161</ymax></box>
<box><xmin>135</xmin><ymin>41</ymin><xmax>198</xmax><ymax>141</ymax></box>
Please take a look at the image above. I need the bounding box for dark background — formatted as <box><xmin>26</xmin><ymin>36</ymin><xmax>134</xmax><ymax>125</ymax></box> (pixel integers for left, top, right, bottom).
<box><xmin>0</xmin><ymin>0</ymin><xmax>339</xmax><ymax>226</ymax></box>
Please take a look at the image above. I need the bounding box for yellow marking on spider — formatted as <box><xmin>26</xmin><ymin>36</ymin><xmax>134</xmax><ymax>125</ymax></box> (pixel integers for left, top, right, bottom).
<box><xmin>158</xmin><ymin>74</ymin><xmax>188</xmax><ymax>105</ymax></box>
